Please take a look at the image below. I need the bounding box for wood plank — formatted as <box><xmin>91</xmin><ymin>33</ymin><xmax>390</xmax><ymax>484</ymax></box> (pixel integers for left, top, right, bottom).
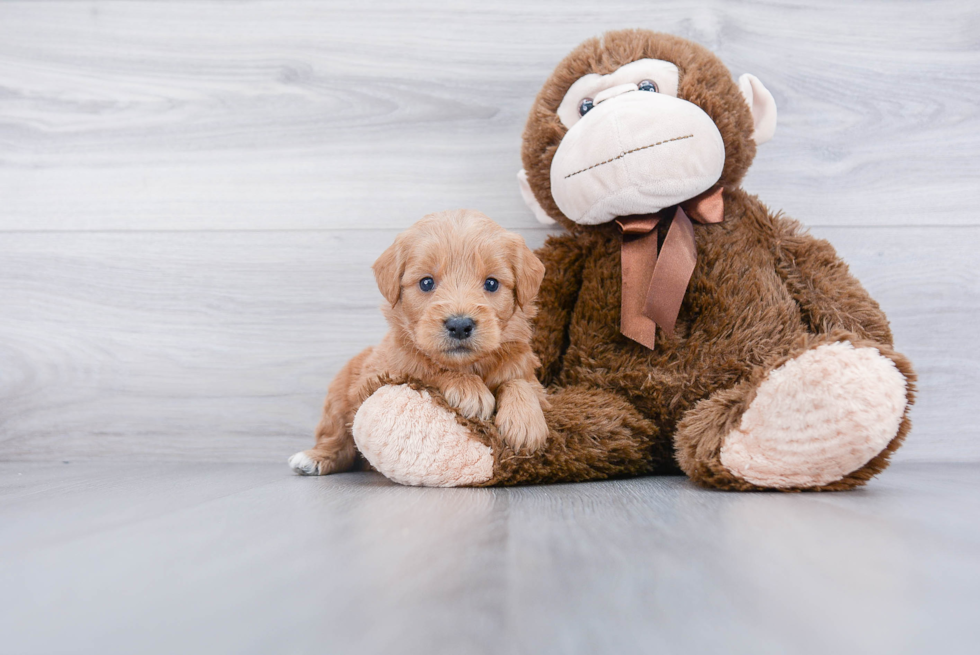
<box><xmin>1</xmin><ymin>462</ymin><xmax>978</xmax><ymax>654</ymax></box>
<box><xmin>0</xmin><ymin>226</ymin><xmax>975</xmax><ymax>463</ymax></box>
<box><xmin>0</xmin><ymin>0</ymin><xmax>977</xmax><ymax>231</ymax></box>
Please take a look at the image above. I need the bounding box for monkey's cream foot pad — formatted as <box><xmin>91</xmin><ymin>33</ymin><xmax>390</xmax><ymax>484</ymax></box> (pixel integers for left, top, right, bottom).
<box><xmin>720</xmin><ymin>342</ymin><xmax>908</xmax><ymax>488</ymax></box>
<box><xmin>353</xmin><ymin>385</ymin><xmax>493</xmax><ymax>487</ymax></box>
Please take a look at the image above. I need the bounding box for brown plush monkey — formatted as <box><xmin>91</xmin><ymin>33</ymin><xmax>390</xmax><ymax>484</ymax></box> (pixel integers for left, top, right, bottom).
<box><xmin>348</xmin><ymin>29</ymin><xmax>915</xmax><ymax>490</ymax></box>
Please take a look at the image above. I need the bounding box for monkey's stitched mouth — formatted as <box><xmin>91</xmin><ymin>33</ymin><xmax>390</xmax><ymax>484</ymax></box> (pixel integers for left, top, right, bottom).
<box><xmin>563</xmin><ymin>134</ymin><xmax>694</xmax><ymax>179</ymax></box>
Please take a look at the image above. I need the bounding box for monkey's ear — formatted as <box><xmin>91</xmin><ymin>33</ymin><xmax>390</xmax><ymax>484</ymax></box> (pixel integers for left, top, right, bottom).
<box><xmin>509</xmin><ymin>233</ymin><xmax>546</xmax><ymax>308</ymax></box>
<box><xmin>372</xmin><ymin>236</ymin><xmax>406</xmax><ymax>306</ymax></box>
<box><xmin>738</xmin><ymin>74</ymin><xmax>777</xmax><ymax>145</ymax></box>
<box><xmin>517</xmin><ymin>169</ymin><xmax>557</xmax><ymax>225</ymax></box>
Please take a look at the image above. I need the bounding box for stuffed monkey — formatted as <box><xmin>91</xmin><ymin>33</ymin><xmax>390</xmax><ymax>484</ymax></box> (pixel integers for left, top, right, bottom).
<box><xmin>348</xmin><ymin>29</ymin><xmax>915</xmax><ymax>490</ymax></box>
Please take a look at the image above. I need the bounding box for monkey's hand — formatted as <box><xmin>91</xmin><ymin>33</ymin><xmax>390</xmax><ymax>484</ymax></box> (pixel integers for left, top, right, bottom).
<box><xmin>438</xmin><ymin>373</ymin><xmax>495</xmax><ymax>421</ymax></box>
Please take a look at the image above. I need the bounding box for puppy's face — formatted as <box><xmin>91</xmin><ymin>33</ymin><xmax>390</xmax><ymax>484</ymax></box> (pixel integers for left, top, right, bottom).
<box><xmin>373</xmin><ymin>209</ymin><xmax>545</xmax><ymax>367</ymax></box>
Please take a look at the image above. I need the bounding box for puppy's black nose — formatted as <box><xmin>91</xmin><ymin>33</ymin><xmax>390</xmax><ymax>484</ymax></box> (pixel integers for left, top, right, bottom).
<box><xmin>445</xmin><ymin>316</ymin><xmax>476</xmax><ymax>341</ymax></box>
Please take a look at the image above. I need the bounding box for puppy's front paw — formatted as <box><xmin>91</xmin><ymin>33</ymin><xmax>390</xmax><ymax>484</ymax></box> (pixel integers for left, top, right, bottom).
<box><xmin>441</xmin><ymin>376</ymin><xmax>495</xmax><ymax>420</ymax></box>
<box><xmin>495</xmin><ymin>382</ymin><xmax>549</xmax><ymax>452</ymax></box>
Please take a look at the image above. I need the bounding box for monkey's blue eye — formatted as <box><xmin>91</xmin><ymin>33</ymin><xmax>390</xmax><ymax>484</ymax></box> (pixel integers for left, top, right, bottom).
<box><xmin>578</xmin><ymin>98</ymin><xmax>594</xmax><ymax>116</ymax></box>
<box><xmin>419</xmin><ymin>277</ymin><xmax>434</xmax><ymax>292</ymax></box>
<box><xmin>638</xmin><ymin>79</ymin><xmax>658</xmax><ymax>92</ymax></box>
<box><xmin>484</xmin><ymin>278</ymin><xmax>499</xmax><ymax>293</ymax></box>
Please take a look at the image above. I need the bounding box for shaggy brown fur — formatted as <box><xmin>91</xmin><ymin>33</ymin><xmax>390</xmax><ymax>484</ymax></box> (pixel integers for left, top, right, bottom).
<box><xmin>297</xmin><ymin>209</ymin><xmax>548</xmax><ymax>475</ymax></box>
<box><xmin>399</xmin><ymin>30</ymin><xmax>915</xmax><ymax>490</ymax></box>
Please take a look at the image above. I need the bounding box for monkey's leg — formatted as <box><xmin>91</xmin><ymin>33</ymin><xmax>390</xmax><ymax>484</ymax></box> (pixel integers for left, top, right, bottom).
<box><xmin>352</xmin><ymin>382</ymin><xmax>672</xmax><ymax>487</ymax></box>
<box><xmin>674</xmin><ymin>332</ymin><xmax>915</xmax><ymax>491</ymax></box>
<box><xmin>288</xmin><ymin>348</ymin><xmax>372</xmax><ymax>476</ymax></box>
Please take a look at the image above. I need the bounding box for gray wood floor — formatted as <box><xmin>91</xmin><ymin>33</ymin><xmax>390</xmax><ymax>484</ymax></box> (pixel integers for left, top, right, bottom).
<box><xmin>1</xmin><ymin>462</ymin><xmax>978</xmax><ymax>655</ymax></box>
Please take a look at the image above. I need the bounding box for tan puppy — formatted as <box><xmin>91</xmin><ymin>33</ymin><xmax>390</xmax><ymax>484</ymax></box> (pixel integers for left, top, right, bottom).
<box><xmin>289</xmin><ymin>209</ymin><xmax>549</xmax><ymax>476</ymax></box>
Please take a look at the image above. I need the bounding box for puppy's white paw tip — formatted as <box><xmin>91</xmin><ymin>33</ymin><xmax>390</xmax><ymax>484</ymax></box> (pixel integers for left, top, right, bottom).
<box><xmin>288</xmin><ymin>451</ymin><xmax>320</xmax><ymax>476</ymax></box>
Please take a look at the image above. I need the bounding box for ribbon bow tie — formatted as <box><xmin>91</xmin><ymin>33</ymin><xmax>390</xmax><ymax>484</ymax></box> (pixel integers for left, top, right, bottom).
<box><xmin>615</xmin><ymin>186</ymin><xmax>725</xmax><ymax>350</ymax></box>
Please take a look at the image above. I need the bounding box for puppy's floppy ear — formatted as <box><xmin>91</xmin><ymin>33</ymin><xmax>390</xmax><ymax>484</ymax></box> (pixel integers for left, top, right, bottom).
<box><xmin>509</xmin><ymin>233</ymin><xmax>546</xmax><ymax>308</ymax></box>
<box><xmin>372</xmin><ymin>235</ymin><xmax>407</xmax><ymax>306</ymax></box>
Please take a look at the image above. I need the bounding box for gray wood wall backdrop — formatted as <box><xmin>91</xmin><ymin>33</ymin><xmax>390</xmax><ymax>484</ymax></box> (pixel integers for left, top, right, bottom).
<box><xmin>1</xmin><ymin>0</ymin><xmax>977</xmax><ymax>464</ymax></box>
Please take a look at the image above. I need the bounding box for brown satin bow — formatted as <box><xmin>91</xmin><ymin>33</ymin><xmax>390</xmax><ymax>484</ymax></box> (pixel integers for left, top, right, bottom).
<box><xmin>615</xmin><ymin>186</ymin><xmax>725</xmax><ymax>350</ymax></box>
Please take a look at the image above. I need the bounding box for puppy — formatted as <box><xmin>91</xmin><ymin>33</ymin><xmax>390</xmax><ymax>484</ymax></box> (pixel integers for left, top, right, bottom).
<box><xmin>289</xmin><ymin>209</ymin><xmax>549</xmax><ymax>476</ymax></box>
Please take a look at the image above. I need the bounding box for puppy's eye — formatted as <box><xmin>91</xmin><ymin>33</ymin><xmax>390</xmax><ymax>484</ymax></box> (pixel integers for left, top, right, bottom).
<box><xmin>484</xmin><ymin>277</ymin><xmax>499</xmax><ymax>293</ymax></box>
<box><xmin>419</xmin><ymin>277</ymin><xmax>435</xmax><ymax>292</ymax></box>
<box><xmin>578</xmin><ymin>98</ymin><xmax>594</xmax><ymax>116</ymax></box>
<box><xmin>637</xmin><ymin>79</ymin><xmax>658</xmax><ymax>92</ymax></box>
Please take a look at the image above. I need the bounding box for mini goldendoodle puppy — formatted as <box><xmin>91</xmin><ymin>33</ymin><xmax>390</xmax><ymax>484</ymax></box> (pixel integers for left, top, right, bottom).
<box><xmin>289</xmin><ymin>209</ymin><xmax>549</xmax><ymax>476</ymax></box>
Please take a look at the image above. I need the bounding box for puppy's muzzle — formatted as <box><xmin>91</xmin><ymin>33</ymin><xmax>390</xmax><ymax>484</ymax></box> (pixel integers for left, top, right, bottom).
<box><xmin>445</xmin><ymin>316</ymin><xmax>476</xmax><ymax>341</ymax></box>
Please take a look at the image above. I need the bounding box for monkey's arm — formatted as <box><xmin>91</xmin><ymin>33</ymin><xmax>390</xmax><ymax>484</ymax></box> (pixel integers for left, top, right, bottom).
<box><xmin>773</xmin><ymin>215</ymin><xmax>893</xmax><ymax>345</ymax></box>
<box><xmin>531</xmin><ymin>232</ymin><xmax>587</xmax><ymax>387</ymax></box>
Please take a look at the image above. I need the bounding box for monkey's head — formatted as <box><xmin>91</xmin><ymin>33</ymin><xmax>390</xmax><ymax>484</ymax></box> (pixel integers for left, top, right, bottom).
<box><xmin>518</xmin><ymin>30</ymin><xmax>777</xmax><ymax>230</ymax></box>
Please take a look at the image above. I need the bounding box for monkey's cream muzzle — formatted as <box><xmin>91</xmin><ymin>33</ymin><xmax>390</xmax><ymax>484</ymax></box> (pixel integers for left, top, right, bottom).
<box><xmin>549</xmin><ymin>90</ymin><xmax>726</xmax><ymax>226</ymax></box>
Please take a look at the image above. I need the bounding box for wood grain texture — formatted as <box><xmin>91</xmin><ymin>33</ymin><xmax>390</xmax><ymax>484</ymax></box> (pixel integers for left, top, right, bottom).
<box><xmin>0</xmin><ymin>1</ymin><xmax>977</xmax><ymax>463</ymax></box>
<box><xmin>0</xmin><ymin>0</ymin><xmax>977</xmax><ymax>230</ymax></box>
<box><xmin>1</xmin><ymin>462</ymin><xmax>978</xmax><ymax>654</ymax></box>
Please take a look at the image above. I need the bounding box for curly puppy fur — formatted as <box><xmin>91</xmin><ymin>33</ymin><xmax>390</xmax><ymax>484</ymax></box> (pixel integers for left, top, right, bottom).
<box><xmin>292</xmin><ymin>209</ymin><xmax>548</xmax><ymax>475</ymax></box>
<box><xmin>414</xmin><ymin>29</ymin><xmax>915</xmax><ymax>490</ymax></box>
